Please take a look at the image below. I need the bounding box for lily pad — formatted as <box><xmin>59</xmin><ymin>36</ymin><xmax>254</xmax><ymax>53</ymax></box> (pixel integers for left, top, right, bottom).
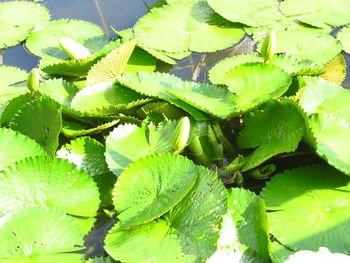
<box><xmin>70</xmin><ymin>81</ymin><xmax>144</xmax><ymax>115</ymax></box>
<box><xmin>337</xmin><ymin>26</ymin><xmax>350</xmax><ymax>54</ymax></box>
<box><xmin>134</xmin><ymin>1</ymin><xmax>245</xmax><ymax>53</ymax></box>
<box><xmin>10</xmin><ymin>97</ymin><xmax>62</xmax><ymax>155</ymax></box>
<box><xmin>261</xmin><ymin>165</ymin><xmax>350</xmax><ymax>253</ymax></box>
<box><xmin>105</xmin><ymin>121</ymin><xmax>177</xmax><ymax>176</ymax></box>
<box><xmin>237</xmin><ymin>100</ymin><xmax>304</xmax><ymax>171</ymax></box>
<box><xmin>319</xmin><ymin>54</ymin><xmax>346</xmax><ymax>85</ymax></box>
<box><xmin>272</xmin><ymin>30</ymin><xmax>342</xmax><ymax>65</ymax></box>
<box><xmin>309</xmin><ymin>114</ymin><xmax>350</xmax><ymax>175</ymax></box>
<box><xmin>0</xmin><ymin>1</ymin><xmax>50</xmax><ymax>49</ymax></box>
<box><xmin>26</xmin><ymin>19</ymin><xmax>109</xmax><ymax>61</ymax></box>
<box><xmin>0</xmin><ymin>156</ymin><xmax>100</xmax><ymax>217</ymax></box>
<box><xmin>118</xmin><ymin>72</ymin><xmax>208</xmax><ymax>121</ymax></box>
<box><xmin>0</xmin><ymin>128</ymin><xmax>45</xmax><ymax>170</ymax></box>
<box><xmin>280</xmin><ymin>0</ymin><xmax>350</xmax><ymax>28</ymax></box>
<box><xmin>113</xmin><ymin>153</ymin><xmax>199</xmax><ymax>229</ymax></box>
<box><xmin>105</xmin><ymin>156</ymin><xmax>227</xmax><ymax>263</ymax></box>
<box><xmin>207</xmin><ymin>0</ymin><xmax>280</xmax><ymax>27</ymax></box>
<box><xmin>0</xmin><ymin>65</ymin><xmax>28</xmax><ymax>104</ymax></box>
<box><xmin>298</xmin><ymin>76</ymin><xmax>350</xmax><ymax>123</ymax></box>
<box><xmin>209</xmin><ymin>53</ymin><xmax>322</xmax><ymax>85</ymax></box>
<box><xmin>223</xmin><ymin>63</ymin><xmax>292</xmax><ymax>113</ymax></box>
<box><xmin>0</xmin><ymin>207</ymin><xmax>85</xmax><ymax>263</ymax></box>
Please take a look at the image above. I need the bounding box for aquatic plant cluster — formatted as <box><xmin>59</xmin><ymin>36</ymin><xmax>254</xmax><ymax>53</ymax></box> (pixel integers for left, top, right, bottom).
<box><xmin>0</xmin><ymin>0</ymin><xmax>350</xmax><ymax>262</ymax></box>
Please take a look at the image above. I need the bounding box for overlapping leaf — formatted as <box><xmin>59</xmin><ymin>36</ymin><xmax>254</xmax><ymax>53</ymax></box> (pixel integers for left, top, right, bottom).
<box><xmin>105</xmin><ymin>121</ymin><xmax>177</xmax><ymax>176</ymax></box>
<box><xmin>261</xmin><ymin>165</ymin><xmax>350</xmax><ymax>253</ymax></box>
<box><xmin>0</xmin><ymin>156</ymin><xmax>100</xmax><ymax>217</ymax></box>
<box><xmin>319</xmin><ymin>54</ymin><xmax>346</xmax><ymax>85</ymax></box>
<box><xmin>0</xmin><ymin>1</ymin><xmax>50</xmax><ymax>49</ymax></box>
<box><xmin>0</xmin><ymin>128</ymin><xmax>45</xmax><ymax>170</ymax></box>
<box><xmin>134</xmin><ymin>1</ymin><xmax>245</xmax><ymax>53</ymax></box>
<box><xmin>0</xmin><ymin>65</ymin><xmax>28</xmax><ymax>104</ymax></box>
<box><xmin>0</xmin><ymin>207</ymin><xmax>85</xmax><ymax>263</ymax></box>
<box><xmin>10</xmin><ymin>97</ymin><xmax>62</xmax><ymax>155</ymax></box>
<box><xmin>280</xmin><ymin>0</ymin><xmax>350</xmax><ymax>28</ymax></box>
<box><xmin>113</xmin><ymin>154</ymin><xmax>199</xmax><ymax>229</ymax></box>
<box><xmin>237</xmin><ymin>100</ymin><xmax>304</xmax><ymax>171</ymax></box>
<box><xmin>105</xmin><ymin>154</ymin><xmax>227</xmax><ymax>263</ymax></box>
<box><xmin>298</xmin><ymin>76</ymin><xmax>350</xmax><ymax>123</ymax></box>
<box><xmin>61</xmin><ymin>120</ymin><xmax>118</xmax><ymax>138</ymax></box>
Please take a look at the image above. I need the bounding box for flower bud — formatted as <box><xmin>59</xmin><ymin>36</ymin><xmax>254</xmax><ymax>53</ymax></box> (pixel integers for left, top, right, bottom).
<box><xmin>260</xmin><ymin>31</ymin><xmax>276</xmax><ymax>62</ymax></box>
<box><xmin>172</xmin><ymin>116</ymin><xmax>191</xmax><ymax>154</ymax></box>
<box><xmin>27</xmin><ymin>68</ymin><xmax>41</xmax><ymax>94</ymax></box>
<box><xmin>59</xmin><ymin>37</ymin><xmax>91</xmax><ymax>59</ymax></box>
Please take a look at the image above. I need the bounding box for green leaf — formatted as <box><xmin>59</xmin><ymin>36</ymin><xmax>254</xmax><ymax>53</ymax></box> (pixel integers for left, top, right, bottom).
<box><xmin>0</xmin><ymin>128</ymin><xmax>45</xmax><ymax>170</ymax></box>
<box><xmin>223</xmin><ymin>63</ymin><xmax>292</xmax><ymax>113</ymax></box>
<box><xmin>0</xmin><ymin>1</ymin><xmax>50</xmax><ymax>49</ymax></box>
<box><xmin>337</xmin><ymin>26</ymin><xmax>350</xmax><ymax>54</ymax></box>
<box><xmin>134</xmin><ymin>1</ymin><xmax>245</xmax><ymax>53</ymax></box>
<box><xmin>118</xmin><ymin>72</ymin><xmax>208</xmax><ymax>121</ymax></box>
<box><xmin>10</xmin><ymin>97</ymin><xmax>62</xmax><ymax>155</ymax></box>
<box><xmin>113</xmin><ymin>153</ymin><xmax>199</xmax><ymax>229</ymax></box>
<box><xmin>261</xmin><ymin>165</ymin><xmax>350</xmax><ymax>253</ymax></box>
<box><xmin>0</xmin><ymin>156</ymin><xmax>100</xmax><ymax>217</ymax></box>
<box><xmin>280</xmin><ymin>0</ymin><xmax>350</xmax><ymax>28</ymax></box>
<box><xmin>212</xmin><ymin>188</ymin><xmax>270</xmax><ymax>262</ymax></box>
<box><xmin>0</xmin><ymin>94</ymin><xmax>30</xmax><ymax>125</ymax></box>
<box><xmin>167</xmin><ymin>82</ymin><xmax>236</xmax><ymax>119</ymax></box>
<box><xmin>272</xmin><ymin>30</ymin><xmax>342</xmax><ymax>65</ymax></box>
<box><xmin>0</xmin><ymin>65</ymin><xmax>28</xmax><ymax>104</ymax></box>
<box><xmin>26</xmin><ymin>19</ymin><xmax>109</xmax><ymax>61</ymax></box>
<box><xmin>269</xmin><ymin>240</ymin><xmax>295</xmax><ymax>263</ymax></box>
<box><xmin>0</xmin><ymin>207</ymin><xmax>85</xmax><ymax>263</ymax></box>
<box><xmin>298</xmin><ymin>76</ymin><xmax>350</xmax><ymax>123</ymax></box>
<box><xmin>105</xmin><ymin>121</ymin><xmax>177</xmax><ymax>176</ymax></box>
<box><xmin>209</xmin><ymin>53</ymin><xmax>322</xmax><ymax>85</ymax></box>
<box><xmin>61</xmin><ymin>119</ymin><xmax>118</xmax><ymax>138</ymax></box>
<box><xmin>39</xmin><ymin>78</ymin><xmax>79</xmax><ymax>106</ymax></box>
<box><xmin>207</xmin><ymin>0</ymin><xmax>280</xmax><ymax>27</ymax></box>
<box><xmin>57</xmin><ymin>136</ymin><xmax>116</xmax><ymax>207</ymax></box>
<box><xmin>309</xmin><ymin>114</ymin><xmax>350</xmax><ymax>175</ymax></box>
<box><xmin>86</xmin><ymin>39</ymin><xmax>137</xmax><ymax>85</ymax></box>
<box><xmin>237</xmin><ymin>100</ymin><xmax>304</xmax><ymax>171</ymax></box>
<box><xmin>124</xmin><ymin>46</ymin><xmax>157</xmax><ymax>73</ymax></box>
<box><xmin>105</xmin><ymin>159</ymin><xmax>227</xmax><ymax>263</ymax></box>
<box><xmin>70</xmin><ymin>82</ymin><xmax>144</xmax><ymax>115</ymax></box>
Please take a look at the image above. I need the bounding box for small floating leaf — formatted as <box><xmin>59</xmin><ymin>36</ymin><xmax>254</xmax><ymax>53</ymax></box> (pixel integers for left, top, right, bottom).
<box><xmin>0</xmin><ymin>1</ymin><xmax>50</xmax><ymax>49</ymax></box>
<box><xmin>0</xmin><ymin>65</ymin><xmax>28</xmax><ymax>104</ymax></box>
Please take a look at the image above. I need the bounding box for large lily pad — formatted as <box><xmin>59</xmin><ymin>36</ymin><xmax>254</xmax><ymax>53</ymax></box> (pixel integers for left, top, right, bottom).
<box><xmin>105</xmin><ymin>121</ymin><xmax>177</xmax><ymax>176</ymax></box>
<box><xmin>0</xmin><ymin>65</ymin><xmax>28</xmax><ymax>104</ymax></box>
<box><xmin>261</xmin><ymin>165</ymin><xmax>350</xmax><ymax>253</ymax></box>
<box><xmin>280</xmin><ymin>0</ymin><xmax>350</xmax><ymax>28</ymax></box>
<box><xmin>134</xmin><ymin>1</ymin><xmax>245</xmax><ymax>53</ymax></box>
<box><xmin>237</xmin><ymin>100</ymin><xmax>304</xmax><ymax>171</ymax></box>
<box><xmin>0</xmin><ymin>128</ymin><xmax>45</xmax><ymax>170</ymax></box>
<box><xmin>10</xmin><ymin>97</ymin><xmax>62</xmax><ymax>155</ymax></box>
<box><xmin>0</xmin><ymin>1</ymin><xmax>50</xmax><ymax>49</ymax></box>
<box><xmin>298</xmin><ymin>76</ymin><xmax>350</xmax><ymax>123</ymax></box>
<box><xmin>0</xmin><ymin>156</ymin><xmax>100</xmax><ymax>217</ymax></box>
<box><xmin>25</xmin><ymin>19</ymin><xmax>109</xmax><ymax>61</ymax></box>
<box><xmin>0</xmin><ymin>207</ymin><xmax>85</xmax><ymax>263</ymax></box>
<box><xmin>113</xmin><ymin>153</ymin><xmax>199</xmax><ymax>229</ymax></box>
<box><xmin>207</xmin><ymin>0</ymin><xmax>280</xmax><ymax>27</ymax></box>
<box><xmin>309</xmin><ymin>114</ymin><xmax>350</xmax><ymax>175</ymax></box>
<box><xmin>105</xmin><ymin>156</ymin><xmax>227</xmax><ymax>263</ymax></box>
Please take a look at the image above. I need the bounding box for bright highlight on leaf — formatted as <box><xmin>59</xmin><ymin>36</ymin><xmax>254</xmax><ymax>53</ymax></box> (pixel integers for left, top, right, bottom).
<box><xmin>0</xmin><ymin>156</ymin><xmax>100</xmax><ymax>217</ymax></box>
